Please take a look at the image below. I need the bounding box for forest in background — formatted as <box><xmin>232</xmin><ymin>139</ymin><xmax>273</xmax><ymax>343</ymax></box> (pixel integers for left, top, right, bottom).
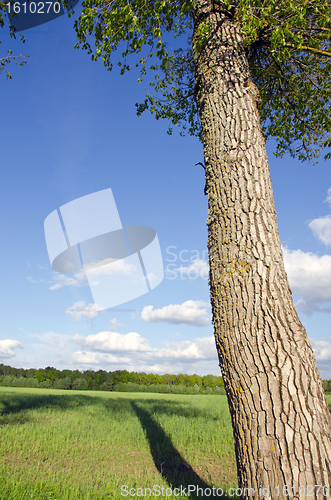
<box><xmin>0</xmin><ymin>363</ymin><xmax>226</xmax><ymax>394</ymax></box>
<box><xmin>1</xmin><ymin>363</ymin><xmax>331</xmax><ymax>395</ymax></box>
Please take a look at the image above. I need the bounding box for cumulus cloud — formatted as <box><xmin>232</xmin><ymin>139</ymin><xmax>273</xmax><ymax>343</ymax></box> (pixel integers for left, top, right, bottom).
<box><xmin>160</xmin><ymin>336</ymin><xmax>216</xmax><ymax>361</ymax></box>
<box><xmin>73</xmin><ymin>351</ymin><xmax>132</xmax><ymax>365</ymax></box>
<box><xmin>22</xmin><ymin>329</ymin><xmax>217</xmax><ymax>374</ymax></box>
<box><xmin>65</xmin><ymin>301</ymin><xmax>100</xmax><ymax>321</ymax></box>
<box><xmin>72</xmin><ymin>331</ymin><xmax>217</xmax><ymax>371</ymax></box>
<box><xmin>325</xmin><ymin>187</ymin><xmax>331</xmax><ymax>207</ymax></box>
<box><xmin>310</xmin><ymin>338</ymin><xmax>331</xmax><ymax>361</ymax></box>
<box><xmin>283</xmin><ymin>247</ymin><xmax>331</xmax><ymax>314</ymax></box>
<box><xmin>308</xmin><ymin>215</ymin><xmax>331</xmax><ymax>246</ymax></box>
<box><xmin>141</xmin><ymin>300</ymin><xmax>210</xmax><ymax>327</ymax></box>
<box><xmin>73</xmin><ymin>331</ymin><xmax>150</xmax><ymax>352</ymax></box>
<box><xmin>0</xmin><ymin>339</ymin><xmax>23</xmax><ymax>359</ymax></box>
<box><xmin>49</xmin><ymin>271</ymin><xmax>87</xmax><ymax>291</ymax></box>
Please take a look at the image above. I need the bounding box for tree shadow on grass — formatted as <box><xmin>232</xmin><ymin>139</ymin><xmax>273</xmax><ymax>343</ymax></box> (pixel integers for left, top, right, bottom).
<box><xmin>131</xmin><ymin>401</ymin><xmax>233</xmax><ymax>499</ymax></box>
<box><xmin>0</xmin><ymin>388</ymin><xmax>227</xmax><ymax>421</ymax></box>
<box><xmin>0</xmin><ymin>391</ymin><xmax>200</xmax><ymax>423</ymax></box>
<box><xmin>0</xmin><ymin>392</ymin><xmax>93</xmax><ymax>422</ymax></box>
<box><xmin>0</xmin><ymin>391</ymin><xmax>236</xmax><ymax>497</ymax></box>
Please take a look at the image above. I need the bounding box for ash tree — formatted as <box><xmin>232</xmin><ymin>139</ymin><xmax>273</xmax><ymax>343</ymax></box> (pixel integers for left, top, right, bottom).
<box><xmin>73</xmin><ymin>1</ymin><xmax>331</xmax><ymax>497</ymax></box>
<box><xmin>1</xmin><ymin>0</ymin><xmax>326</xmax><ymax>497</ymax></box>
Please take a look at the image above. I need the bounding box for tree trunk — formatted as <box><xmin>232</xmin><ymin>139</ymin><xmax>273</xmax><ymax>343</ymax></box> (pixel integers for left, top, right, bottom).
<box><xmin>192</xmin><ymin>2</ymin><xmax>331</xmax><ymax>499</ymax></box>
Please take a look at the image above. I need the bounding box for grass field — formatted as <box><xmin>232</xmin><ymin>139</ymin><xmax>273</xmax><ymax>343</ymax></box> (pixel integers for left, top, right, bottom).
<box><xmin>0</xmin><ymin>387</ymin><xmax>240</xmax><ymax>499</ymax></box>
<box><xmin>1</xmin><ymin>387</ymin><xmax>330</xmax><ymax>500</ymax></box>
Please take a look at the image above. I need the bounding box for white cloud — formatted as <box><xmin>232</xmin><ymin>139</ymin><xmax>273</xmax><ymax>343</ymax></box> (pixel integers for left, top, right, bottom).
<box><xmin>71</xmin><ymin>331</ymin><xmax>217</xmax><ymax>372</ymax></box>
<box><xmin>160</xmin><ymin>336</ymin><xmax>216</xmax><ymax>361</ymax></box>
<box><xmin>325</xmin><ymin>187</ymin><xmax>331</xmax><ymax>207</ymax></box>
<box><xmin>310</xmin><ymin>338</ymin><xmax>331</xmax><ymax>361</ymax></box>
<box><xmin>73</xmin><ymin>331</ymin><xmax>150</xmax><ymax>353</ymax></box>
<box><xmin>73</xmin><ymin>351</ymin><xmax>132</xmax><ymax>365</ymax></box>
<box><xmin>65</xmin><ymin>301</ymin><xmax>101</xmax><ymax>321</ymax></box>
<box><xmin>283</xmin><ymin>247</ymin><xmax>331</xmax><ymax>314</ymax></box>
<box><xmin>12</xmin><ymin>330</ymin><xmax>218</xmax><ymax>374</ymax></box>
<box><xmin>9</xmin><ymin>329</ymin><xmax>331</xmax><ymax>378</ymax></box>
<box><xmin>308</xmin><ymin>215</ymin><xmax>331</xmax><ymax>246</ymax></box>
<box><xmin>141</xmin><ymin>300</ymin><xmax>211</xmax><ymax>326</ymax></box>
<box><xmin>0</xmin><ymin>339</ymin><xmax>23</xmax><ymax>359</ymax></box>
<box><xmin>49</xmin><ymin>271</ymin><xmax>87</xmax><ymax>291</ymax></box>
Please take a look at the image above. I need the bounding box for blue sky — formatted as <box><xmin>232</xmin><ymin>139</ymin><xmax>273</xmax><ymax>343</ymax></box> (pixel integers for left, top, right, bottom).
<box><xmin>1</xmin><ymin>10</ymin><xmax>331</xmax><ymax>378</ymax></box>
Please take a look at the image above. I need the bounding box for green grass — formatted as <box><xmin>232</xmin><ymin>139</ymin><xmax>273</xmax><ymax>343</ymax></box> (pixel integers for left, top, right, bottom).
<box><xmin>1</xmin><ymin>388</ymin><xmax>330</xmax><ymax>500</ymax></box>
<box><xmin>0</xmin><ymin>387</ymin><xmax>239</xmax><ymax>499</ymax></box>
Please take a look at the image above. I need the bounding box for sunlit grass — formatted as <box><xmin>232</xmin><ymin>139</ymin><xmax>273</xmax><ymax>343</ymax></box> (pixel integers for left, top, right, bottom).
<box><xmin>1</xmin><ymin>388</ymin><xmax>329</xmax><ymax>499</ymax></box>
<box><xmin>0</xmin><ymin>387</ymin><xmax>239</xmax><ymax>499</ymax></box>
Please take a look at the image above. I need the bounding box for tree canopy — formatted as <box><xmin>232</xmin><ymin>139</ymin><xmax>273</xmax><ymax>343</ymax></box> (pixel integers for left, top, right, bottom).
<box><xmin>1</xmin><ymin>1</ymin><xmax>330</xmax><ymax>159</ymax></box>
<box><xmin>72</xmin><ymin>0</ymin><xmax>331</xmax><ymax>162</ymax></box>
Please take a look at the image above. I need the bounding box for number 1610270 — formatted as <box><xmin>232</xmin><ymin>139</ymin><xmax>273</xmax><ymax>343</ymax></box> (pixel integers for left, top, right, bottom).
<box><xmin>6</xmin><ymin>2</ymin><xmax>61</xmax><ymax>14</ymax></box>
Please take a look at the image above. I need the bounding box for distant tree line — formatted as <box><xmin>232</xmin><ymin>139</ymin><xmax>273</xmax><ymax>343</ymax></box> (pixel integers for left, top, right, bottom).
<box><xmin>322</xmin><ymin>379</ymin><xmax>331</xmax><ymax>394</ymax></box>
<box><xmin>0</xmin><ymin>364</ymin><xmax>226</xmax><ymax>395</ymax></box>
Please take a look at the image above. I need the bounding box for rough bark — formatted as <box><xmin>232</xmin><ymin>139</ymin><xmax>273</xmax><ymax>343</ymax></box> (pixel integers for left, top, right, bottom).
<box><xmin>192</xmin><ymin>2</ymin><xmax>331</xmax><ymax>499</ymax></box>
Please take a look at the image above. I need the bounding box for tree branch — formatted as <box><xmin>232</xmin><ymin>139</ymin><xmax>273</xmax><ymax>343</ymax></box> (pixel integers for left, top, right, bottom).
<box><xmin>285</xmin><ymin>43</ymin><xmax>331</xmax><ymax>58</ymax></box>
